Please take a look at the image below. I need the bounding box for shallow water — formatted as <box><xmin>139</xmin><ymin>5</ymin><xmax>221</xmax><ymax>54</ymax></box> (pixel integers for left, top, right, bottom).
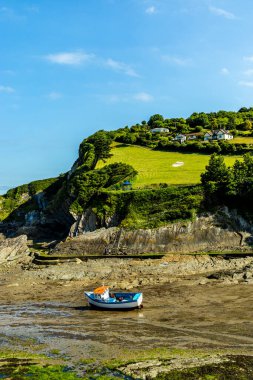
<box><xmin>1</xmin><ymin>281</ymin><xmax>253</xmax><ymax>360</ymax></box>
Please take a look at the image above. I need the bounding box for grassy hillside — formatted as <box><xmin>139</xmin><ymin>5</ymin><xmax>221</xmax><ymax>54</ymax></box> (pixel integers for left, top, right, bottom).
<box><xmin>0</xmin><ymin>177</ymin><xmax>60</xmax><ymax>221</ymax></box>
<box><xmin>230</xmin><ymin>136</ymin><xmax>253</xmax><ymax>144</ymax></box>
<box><xmin>94</xmin><ymin>185</ymin><xmax>203</xmax><ymax>229</ymax></box>
<box><xmin>97</xmin><ymin>144</ymin><xmax>241</xmax><ymax>187</ymax></box>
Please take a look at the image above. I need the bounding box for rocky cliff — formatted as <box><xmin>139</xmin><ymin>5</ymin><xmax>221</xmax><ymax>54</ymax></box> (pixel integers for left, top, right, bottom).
<box><xmin>54</xmin><ymin>208</ymin><xmax>253</xmax><ymax>255</ymax></box>
<box><xmin>1</xmin><ymin>130</ymin><xmax>253</xmax><ymax>256</ymax></box>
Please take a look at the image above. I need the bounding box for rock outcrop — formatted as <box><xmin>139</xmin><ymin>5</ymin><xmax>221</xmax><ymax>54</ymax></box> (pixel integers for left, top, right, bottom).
<box><xmin>0</xmin><ymin>235</ymin><xmax>30</xmax><ymax>264</ymax></box>
<box><xmin>28</xmin><ymin>254</ymin><xmax>253</xmax><ymax>288</ymax></box>
<box><xmin>54</xmin><ymin>209</ymin><xmax>253</xmax><ymax>255</ymax></box>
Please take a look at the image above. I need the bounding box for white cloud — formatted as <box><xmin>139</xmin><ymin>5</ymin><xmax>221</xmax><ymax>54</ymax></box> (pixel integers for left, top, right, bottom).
<box><xmin>133</xmin><ymin>92</ymin><xmax>154</xmax><ymax>102</ymax></box>
<box><xmin>243</xmin><ymin>56</ymin><xmax>253</xmax><ymax>63</ymax></box>
<box><xmin>45</xmin><ymin>51</ymin><xmax>94</xmax><ymax>65</ymax></box>
<box><xmin>243</xmin><ymin>69</ymin><xmax>253</xmax><ymax>76</ymax></box>
<box><xmin>44</xmin><ymin>52</ymin><xmax>139</xmax><ymax>78</ymax></box>
<box><xmin>209</xmin><ymin>6</ymin><xmax>236</xmax><ymax>20</ymax></box>
<box><xmin>0</xmin><ymin>85</ymin><xmax>15</xmax><ymax>93</ymax></box>
<box><xmin>104</xmin><ymin>94</ymin><xmax>122</xmax><ymax>103</ymax></box>
<box><xmin>48</xmin><ymin>91</ymin><xmax>62</xmax><ymax>100</ymax></box>
<box><xmin>145</xmin><ymin>6</ymin><xmax>156</xmax><ymax>14</ymax></box>
<box><xmin>101</xmin><ymin>92</ymin><xmax>153</xmax><ymax>103</ymax></box>
<box><xmin>0</xmin><ymin>6</ymin><xmax>23</xmax><ymax>21</ymax></box>
<box><xmin>0</xmin><ymin>7</ymin><xmax>13</xmax><ymax>14</ymax></box>
<box><xmin>239</xmin><ymin>81</ymin><xmax>253</xmax><ymax>88</ymax></box>
<box><xmin>99</xmin><ymin>93</ymin><xmax>130</xmax><ymax>104</ymax></box>
<box><xmin>221</xmin><ymin>67</ymin><xmax>229</xmax><ymax>75</ymax></box>
<box><xmin>162</xmin><ymin>55</ymin><xmax>192</xmax><ymax>66</ymax></box>
<box><xmin>106</xmin><ymin>58</ymin><xmax>139</xmax><ymax>77</ymax></box>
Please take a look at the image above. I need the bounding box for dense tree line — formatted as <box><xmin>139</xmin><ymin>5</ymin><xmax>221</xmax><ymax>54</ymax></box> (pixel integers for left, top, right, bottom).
<box><xmin>201</xmin><ymin>153</ymin><xmax>253</xmax><ymax>212</ymax></box>
<box><xmin>114</xmin><ymin>107</ymin><xmax>253</xmax><ymax>141</ymax></box>
<box><xmin>111</xmin><ymin>108</ymin><xmax>253</xmax><ymax>153</ymax></box>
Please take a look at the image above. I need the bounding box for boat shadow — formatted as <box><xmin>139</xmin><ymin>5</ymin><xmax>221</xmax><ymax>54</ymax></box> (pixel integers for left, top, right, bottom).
<box><xmin>71</xmin><ymin>305</ymin><xmax>91</xmax><ymax>311</ymax></box>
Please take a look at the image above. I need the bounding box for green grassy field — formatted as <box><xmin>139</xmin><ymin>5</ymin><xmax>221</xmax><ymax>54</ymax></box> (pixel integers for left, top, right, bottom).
<box><xmin>230</xmin><ymin>136</ymin><xmax>253</xmax><ymax>144</ymax></box>
<box><xmin>97</xmin><ymin>144</ymin><xmax>241</xmax><ymax>187</ymax></box>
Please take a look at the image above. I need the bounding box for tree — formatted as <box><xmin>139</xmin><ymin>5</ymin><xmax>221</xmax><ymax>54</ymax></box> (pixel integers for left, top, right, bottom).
<box><xmin>123</xmin><ymin>132</ymin><xmax>137</xmax><ymax>144</ymax></box>
<box><xmin>222</xmin><ymin>154</ymin><xmax>253</xmax><ymax>209</ymax></box>
<box><xmin>147</xmin><ymin>114</ymin><xmax>164</xmax><ymax>127</ymax></box>
<box><xmin>201</xmin><ymin>154</ymin><xmax>229</xmax><ymax>184</ymax></box>
<box><xmin>240</xmin><ymin>120</ymin><xmax>252</xmax><ymax>131</ymax></box>
<box><xmin>186</xmin><ymin>113</ymin><xmax>209</xmax><ymax>128</ymax></box>
<box><xmin>227</xmin><ymin>115</ymin><xmax>236</xmax><ymax>130</ymax></box>
<box><xmin>201</xmin><ymin>154</ymin><xmax>230</xmax><ymax>204</ymax></box>
<box><xmin>86</xmin><ymin>130</ymin><xmax>112</xmax><ymax>169</ymax></box>
<box><xmin>238</xmin><ymin>107</ymin><xmax>248</xmax><ymax>113</ymax></box>
<box><xmin>210</xmin><ymin>118</ymin><xmax>218</xmax><ymax>130</ymax></box>
<box><xmin>152</xmin><ymin>120</ymin><xmax>164</xmax><ymax>129</ymax></box>
<box><xmin>69</xmin><ymin>162</ymin><xmax>137</xmax><ymax>214</ymax></box>
<box><xmin>77</xmin><ymin>142</ymin><xmax>96</xmax><ymax>171</ymax></box>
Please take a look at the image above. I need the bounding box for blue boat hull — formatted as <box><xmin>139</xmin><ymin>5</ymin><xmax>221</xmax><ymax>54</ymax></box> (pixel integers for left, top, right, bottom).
<box><xmin>84</xmin><ymin>291</ymin><xmax>143</xmax><ymax>310</ymax></box>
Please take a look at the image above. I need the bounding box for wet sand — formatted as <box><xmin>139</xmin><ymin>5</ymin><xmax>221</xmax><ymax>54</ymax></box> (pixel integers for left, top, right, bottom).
<box><xmin>1</xmin><ymin>269</ymin><xmax>253</xmax><ymax>361</ymax></box>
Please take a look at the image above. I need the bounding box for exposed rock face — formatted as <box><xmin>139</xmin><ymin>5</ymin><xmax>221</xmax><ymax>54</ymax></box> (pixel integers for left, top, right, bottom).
<box><xmin>28</xmin><ymin>254</ymin><xmax>253</xmax><ymax>288</ymax></box>
<box><xmin>69</xmin><ymin>206</ymin><xmax>121</xmax><ymax>237</ymax></box>
<box><xmin>0</xmin><ymin>235</ymin><xmax>30</xmax><ymax>264</ymax></box>
<box><xmin>54</xmin><ymin>209</ymin><xmax>253</xmax><ymax>255</ymax></box>
<box><xmin>13</xmin><ymin>196</ymin><xmax>75</xmax><ymax>240</ymax></box>
<box><xmin>69</xmin><ymin>208</ymin><xmax>98</xmax><ymax>236</ymax></box>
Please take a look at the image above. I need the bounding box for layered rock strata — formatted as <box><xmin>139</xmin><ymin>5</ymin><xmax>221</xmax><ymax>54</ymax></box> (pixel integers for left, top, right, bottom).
<box><xmin>0</xmin><ymin>235</ymin><xmax>30</xmax><ymax>264</ymax></box>
<box><xmin>55</xmin><ymin>211</ymin><xmax>253</xmax><ymax>255</ymax></box>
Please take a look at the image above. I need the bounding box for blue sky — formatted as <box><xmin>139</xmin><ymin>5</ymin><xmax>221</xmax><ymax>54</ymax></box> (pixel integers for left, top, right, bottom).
<box><xmin>1</xmin><ymin>0</ymin><xmax>253</xmax><ymax>192</ymax></box>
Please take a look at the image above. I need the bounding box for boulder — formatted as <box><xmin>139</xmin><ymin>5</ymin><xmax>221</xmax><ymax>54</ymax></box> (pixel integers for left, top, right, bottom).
<box><xmin>0</xmin><ymin>235</ymin><xmax>30</xmax><ymax>264</ymax></box>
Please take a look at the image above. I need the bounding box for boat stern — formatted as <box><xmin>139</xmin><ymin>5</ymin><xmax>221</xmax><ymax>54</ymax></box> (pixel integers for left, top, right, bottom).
<box><xmin>133</xmin><ymin>292</ymin><xmax>143</xmax><ymax>307</ymax></box>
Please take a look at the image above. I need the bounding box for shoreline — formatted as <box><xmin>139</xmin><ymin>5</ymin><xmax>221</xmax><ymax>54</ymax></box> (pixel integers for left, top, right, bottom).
<box><xmin>2</xmin><ymin>255</ymin><xmax>253</xmax><ymax>378</ymax></box>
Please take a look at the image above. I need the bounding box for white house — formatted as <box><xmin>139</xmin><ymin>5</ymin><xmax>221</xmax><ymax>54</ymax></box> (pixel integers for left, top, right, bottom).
<box><xmin>151</xmin><ymin>127</ymin><xmax>169</xmax><ymax>133</ymax></box>
<box><xmin>187</xmin><ymin>134</ymin><xmax>197</xmax><ymax>140</ymax></box>
<box><xmin>173</xmin><ymin>134</ymin><xmax>186</xmax><ymax>143</ymax></box>
<box><xmin>215</xmin><ymin>130</ymin><xmax>233</xmax><ymax>140</ymax></box>
<box><xmin>204</xmin><ymin>132</ymin><xmax>213</xmax><ymax>141</ymax></box>
<box><xmin>204</xmin><ymin>129</ymin><xmax>233</xmax><ymax>141</ymax></box>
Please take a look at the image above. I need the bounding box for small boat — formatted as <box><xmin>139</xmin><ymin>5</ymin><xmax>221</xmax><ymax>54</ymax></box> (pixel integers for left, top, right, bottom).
<box><xmin>84</xmin><ymin>285</ymin><xmax>143</xmax><ymax>310</ymax></box>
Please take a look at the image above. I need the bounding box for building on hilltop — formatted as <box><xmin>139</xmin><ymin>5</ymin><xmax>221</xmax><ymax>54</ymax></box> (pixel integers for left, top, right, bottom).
<box><xmin>204</xmin><ymin>129</ymin><xmax>233</xmax><ymax>141</ymax></box>
<box><xmin>187</xmin><ymin>134</ymin><xmax>197</xmax><ymax>140</ymax></box>
<box><xmin>151</xmin><ymin>127</ymin><xmax>169</xmax><ymax>133</ymax></box>
<box><xmin>172</xmin><ymin>134</ymin><xmax>186</xmax><ymax>143</ymax></box>
<box><xmin>186</xmin><ymin>132</ymin><xmax>204</xmax><ymax>140</ymax></box>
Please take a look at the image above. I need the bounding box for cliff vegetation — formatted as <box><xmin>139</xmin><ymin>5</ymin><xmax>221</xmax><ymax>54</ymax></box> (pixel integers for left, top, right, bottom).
<box><xmin>1</xmin><ymin>107</ymin><xmax>253</xmax><ymax>240</ymax></box>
